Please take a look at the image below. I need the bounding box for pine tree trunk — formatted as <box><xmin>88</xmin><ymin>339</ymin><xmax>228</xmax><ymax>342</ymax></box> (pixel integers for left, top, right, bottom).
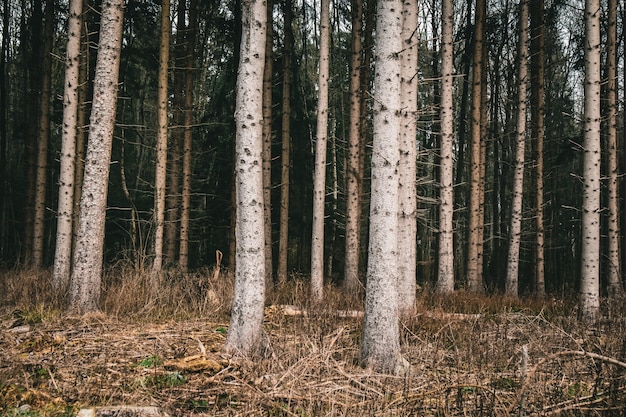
<box><xmin>224</xmin><ymin>0</ymin><xmax>268</xmax><ymax>357</ymax></box>
<box><xmin>580</xmin><ymin>0</ymin><xmax>602</xmax><ymax>321</ymax></box>
<box><xmin>152</xmin><ymin>0</ymin><xmax>171</xmax><ymax>275</ymax></box>
<box><xmin>360</xmin><ymin>0</ymin><xmax>407</xmax><ymax>375</ymax></box>
<box><xmin>32</xmin><ymin>0</ymin><xmax>54</xmax><ymax>269</ymax></box>
<box><xmin>277</xmin><ymin>0</ymin><xmax>293</xmax><ymax>285</ymax></box>
<box><xmin>397</xmin><ymin>0</ymin><xmax>418</xmax><ymax>313</ymax></box>
<box><xmin>606</xmin><ymin>0</ymin><xmax>622</xmax><ymax>296</ymax></box>
<box><xmin>68</xmin><ymin>0</ymin><xmax>124</xmax><ymax>314</ymax></box>
<box><xmin>53</xmin><ymin>0</ymin><xmax>83</xmax><ymax>292</ymax></box>
<box><xmin>505</xmin><ymin>0</ymin><xmax>529</xmax><ymax>297</ymax></box>
<box><xmin>310</xmin><ymin>0</ymin><xmax>330</xmax><ymax>303</ymax></box>
<box><xmin>436</xmin><ymin>0</ymin><xmax>455</xmax><ymax>294</ymax></box>
<box><xmin>466</xmin><ymin>0</ymin><xmax>486</xmax><ymax>293</ymax></box>
<box><xmin>343</xmin><ymin>0</ymin><xmax>364</xmax><ymax>294</ymax></box>
<box><xmin>530</xmin><ymin>0</ymin><xmax>546</xmax><ymax>298</ymax></box>
<box><xmin>262</xmin><ymin>0</ymin><xmax>274</xmax><ymax>290</ymax></box>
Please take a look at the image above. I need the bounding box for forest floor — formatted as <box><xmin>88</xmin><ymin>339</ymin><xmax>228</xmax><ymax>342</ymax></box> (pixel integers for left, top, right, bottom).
<box><xmin>1</xmin><ymin>268</ymin><xmax>626</xmax><ymax>416</ymax></box>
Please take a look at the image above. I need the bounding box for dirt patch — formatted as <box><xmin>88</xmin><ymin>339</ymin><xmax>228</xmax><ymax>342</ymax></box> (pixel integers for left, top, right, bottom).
<box><xmin>1</xmin><ymin>301</ymin><xmax>626</xmax><ymax>416</ymax></box>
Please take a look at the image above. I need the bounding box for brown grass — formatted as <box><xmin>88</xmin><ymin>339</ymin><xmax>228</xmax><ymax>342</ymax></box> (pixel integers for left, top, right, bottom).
<box><xmin>1</xmin><ymin>267</ymin><xmax>625</xmax><ymax>416</ymax></box>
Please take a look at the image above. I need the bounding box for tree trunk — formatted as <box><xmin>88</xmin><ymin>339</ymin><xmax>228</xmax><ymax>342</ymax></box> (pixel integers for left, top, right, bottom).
<box><xmin>310</xmin><ymin>0</ymin><xmax>330</xmax><ymax>303</ymax></box>
<box><xmin>580</xmin><ymin>0</ymin><xmax>602</xmax><ymax>321</ymax></box>
<box><xmin>530</xmin><ymin>0</ymin><xmax>546</xmax><ymax>298</ymax></box>
<box><xmin>68</xmin><ymin>0</ymin><xmax>125</xmax><ymax>314</ymax></box>
<box><xmin>262</xmin><ymin>0</ymin><xmax>274</xmax><ymax>290</ymax></box>
<box><xmin>224</xmin><ymin>0</ymin><xmax>268</xmax><ymax>357</ymax></box>
<box><xmin>277</xmin><ymin>0</ymin><xmax>293</xmax><ymax>285</ymax></box>
<box><xmin>466</xmin><ymin>0</ymin><xmax>486</xmax><ymax>293</ymax></box>
<box><xmin>0</xmin><ymin>0</ymin><xmax>9</xmax><ymax>259</ymax></box>
<box><xmin>397</xmin><ymin>0</ymin><xmax>418</xmax><ymax>313</ymax></box>
<box><xmin>152</xmin><ymin>0</ymin><xmax>171</xmax><ymax>275</ymax></box>
<box><xmin>436</xmin><ymin>0</ymin><xmax>454</xmax><ymax>294</ymax></box>
<box><xmin>343</xmin><ymin>0</ymin><xmax>364</xmax><ymax>294</ymax></box>
<box><xmin>360</xmin><ymin>0</ymin><xmax>408</xmax><ymax>376</ymax></box>
<box><xmin>505</xmin><ymin>0</ymin><xmax>529</xmax><ymax>298</ymax></box>
<box><xmin>32</xmin><ymin>0</ymin><xmax>54</xmax><ymax>269</ymax></box>
<box><xmin>605</xmin><ymin>0</ymin><xmax>622</xmax><ymax>296</ymax></box>
<box><xmin>179</xmin><ymin>0</ymin><xmax>198</xmax><ymax>273</ymax></box>
<box><xmin>53</xmin><ymin>0</ymin><xmax>83</xmax><ymax>292</ymax></box>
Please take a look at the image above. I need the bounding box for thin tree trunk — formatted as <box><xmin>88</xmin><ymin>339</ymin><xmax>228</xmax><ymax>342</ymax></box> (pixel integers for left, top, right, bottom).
<box><xmin>360</xmin><ymin>0</ymin><xmax>408</xmax><ymax>376</ymax></box>
<box><xmin>606</xmin><ymin>0</ymin><xmax>622</xmax><ymax>296</ymax></box>
<box><xmin>224</xmin><ymin>0</ymin><xmax>268</xmax><ymax>357</ymax></box>
<box><xmin>277</xmin><ymin>0</ymin><xmax>293</xmax><ymax>285</ymax></box>
<box><xmin>343</xmin><ymin>0</ymin><xmax>364</xmax><ymax>294</ymax></box>
<box><xmin>530</xmin><ymin>0</ymin><xmax>546</xmax><ymax>298</ymax></box>
<box><xmin>505</xmin><ymin>0</ymin><xmax>529</xmax><ymax>297</ymax></box>
<box><xmin>153</xmin><ymin>0</ymin><xmax>171</xmax><ymax>275</ymax></box>
<box><xmin>310</xmin><ymin>0</ymin><xmax>330</xmax><ymax>303</ymax></box>
<box><xmin>53</xmin><ymin>0</ymin><xmax>83</xmax><ymax>292</ymax></box>
<box><xmin>68</xmin><ymin>0</ymin><xmax>124</xmax><ymax>313</ymax></box>
<box><xmin>436</xmin><ymin>0</ymin><xmax>455</xmax><ymax>293</ymax></box>
<box><xmin>580</xmin><ymin>0</ymin><xmax>602</xmax><ymax>321</ymax></box>
<box><xmin>32</xmin><ymin>0</ymin><xmax>54</xmax><ymax>269</ymax></box>
<box><xmin>179</xmin><ymin>0</ymin><xmax>198</xmax><ymax>273</ymax></box>
<box><xmin>466</xmin><ymin>0</ymin><xmax>486</xmax><ymax>293</ymax></box>
<box><xmin>262</xmin><ymin>0</ymin><xmax>274</xmax><ymax>290</ymax></box>
<box><xmin>0</xmin><ymin>0</ymin><xmax>9</xmax><ymax>259</ymax></box>
<box><xmin>397</xmin><ymin>0</ymin><xmax>418</xmax><ymax>313</ymax></box>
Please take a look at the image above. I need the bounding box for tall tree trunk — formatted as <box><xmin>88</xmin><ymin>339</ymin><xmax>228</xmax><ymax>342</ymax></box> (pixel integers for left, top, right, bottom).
<box><xmin>179</xmin><ymin>0</ymin><xmax>198</xmax><ymax>273</ymax></box>
<box><xmin>360</xmin><ymin>0</ymin><xmax>408</xmax><ymax>376</ymax></box>
<box><xmin>343</xmin><ymin>0</ymin><xmax>364</xmax><ymax>294</ymax></box>
<box><xmin>0</xmin><ymin>0</ymin><xmax>9</xmax><ymax>259</ymax></box>
<box><xmin>262</xmin><ymin>0</ymin><xmax>274</xmax><ymax>290</ymax></box>
<box><xmin>466</xmin><ymin>0</ymin><xmax>486</xmax><ymax>293</ymax></box>
<box><xmin>68</xmin><ymin>0</ymin><xmax>125</xmax><ymax>314</ymax></box>
<box><xmin>397</xmin><ymin>0</ymin><xmax>418</xmax><ymax>313</ymax></box>
<box><xmin>606</xmin><ymin>0</ymin><xmax>622</xmax><ymax>295</ymax></box>
<box><xmin>436</xmin><ymin>0</ymin><xmax>455</xmax><ymax>293</ymax></box>
<box><xmin>32</xmin><ymin>0</ymin><xmax>54</xmax><ymax>269</ymax></box>
<box><xmin>505</xmin><ymin>0</ymin><xmax>529</xmax><ymax>297</ymax></box>
<box><xmin>165</xmin><ymin>0</ymin><xmax>187</xmax><ymax>266</ymax></box>
<box><xmin>223</xmin><ymin>0</ymin><xmax>268</xmax><ymax>357</ymax></box>
<box><xmin>310</xmin><ymin>0</ymin><xmax>330</xmax><ymax>303</ymax></box>
<box><xmin>53</xmin><ymin>0</ymin><xmax>83</xmax><ymax>292</ymax></box>
<box><xmin>580</xmin><ymin>0</ymin><xmax>602</xmax><ymax>321</ymax></box>
<box><xmin>530</xmin><ymin>0</ymin><xmax>546</xmax><ymax>298</ymax></box>
<box><xmin>277</xmin><ymin>0</ymin><xmax>293</xmax><ymax>284</ymax></box>
<box><xmin>153</xmin><ymin>0</ymin><xmax>171</xmax><ymax>275</ymax></box>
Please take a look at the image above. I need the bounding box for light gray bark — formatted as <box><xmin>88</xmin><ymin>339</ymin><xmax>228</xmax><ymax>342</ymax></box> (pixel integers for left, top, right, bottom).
<box><xmin>436</xmin><ymin>0</ymin><xmax>455</xmax><ymax>293</ymax></box>
<box><xmin>224</xmin><ymin>0</ymin><xmax>268</xmax><ymax>357</ymax></box>
<box><xmin>360</xmin><ymin>0</ymin><xmax>408</xmax><ymax>375</ymax></box>
<box><xmin>505</xmin><ymin>0</ymin><xmax>529</xmax><ymax>297</ymax></box>
<box><xmin>310</xmin><ymin>0</ymin><xmax>330</xmax><ymax>303</ymax></box>
<box><xmin>53</xmin><ymin>0</ymin><xmax>83</xmax><ymax>292</ymax></box>
<box><xmin>68</xmin><ymin>0</ymin><xmax>125</xmax><ymax>314</ymax></box>
<box><xmin>580</xmin><ymin>0</ymin><xmax>601</xmax><ymax>321</ymax></box>
<box><xmin>397</xmin><ymin>0</ymin><xmax>418</xmax><ymax>314</ymax></box>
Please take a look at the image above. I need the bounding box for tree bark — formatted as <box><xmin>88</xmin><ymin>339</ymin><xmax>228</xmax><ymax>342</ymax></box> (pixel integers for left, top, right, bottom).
<box><xmin>224</xmin><ymin>0</ymin><xmax>268</xmax><ymax>357</ymax></box>
<box><xmin>152</xmin><ymin>0</ymin><xmax>171</xmax><ymax>275</ymax></box>
<box><xmin>68</xmin><ymin>0</ymin><xmax>125</xmax><ymax>314</ymax></box>
<box><xmin>277</xmin><ymin>0</ymin><xmax>293</xmax><ymax>285</ymax></box>
<box><xmin>505</xmin><ymin>0</ymin><xmax>529</xmax><ymax>297</ymax></box>
<box><xmin>466</xmin><ymin>0</ymin><xmax>486</xmax><ymax>293</ymax></box>
<box><xmin>53</xmin><ymin>0</ymin><xmax>83</xmax><ymax>292</ymax></box>
<box><xmin>360</xmin><ymin>0</ymin><xmax>408</xmax><ymax>376</ymax></box>
<box><xmin>436</xmin><ymin>0</ymin><xmax>455</xmax><ymax>294</ymax></box>
<box><xmin>580</xmin><ymin>0</ymin><xmax>602</xmax><ymax>321</ymax></box>
<box><xmin>32</xmin><ymin>0</ymin><xmax>54</xmax><ymax>269</ymax></box>
<box><xmin>397</xmin><ymin>0</ymin><xmax>418</xmax><ymax>313</ymax></box>
<box><xmin>343</xmin><ymin>0</ymin><xmax>364</xmax><ymax>294</ymax></box>
<box><xmin>262</xmin><ymin>0</ymin><xmax>274</xmax><ymax>290</ymax></box>
<box><xmin>310</xmin><ymin>0</ymin><xmax>330</xmax><ymax>303</ymax></box>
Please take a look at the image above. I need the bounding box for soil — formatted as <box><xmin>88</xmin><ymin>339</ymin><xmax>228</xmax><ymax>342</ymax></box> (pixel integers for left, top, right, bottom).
<box><xmin>1</xmin><ymin>303</ymin><xmax>626</xmax><ymax>416</ymax></box>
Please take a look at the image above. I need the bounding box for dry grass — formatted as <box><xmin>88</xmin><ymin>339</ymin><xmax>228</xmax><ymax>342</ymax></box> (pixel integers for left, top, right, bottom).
<box><xmin>1</xmin><ymin>267</ymin><xmax>625</xmax><ymax>416</ymax></box>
